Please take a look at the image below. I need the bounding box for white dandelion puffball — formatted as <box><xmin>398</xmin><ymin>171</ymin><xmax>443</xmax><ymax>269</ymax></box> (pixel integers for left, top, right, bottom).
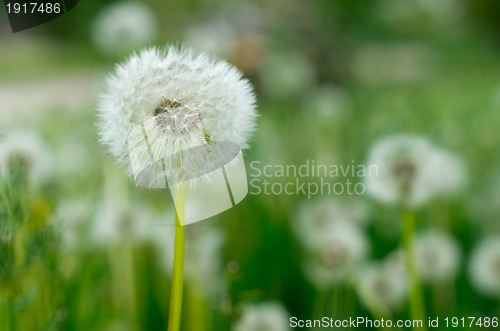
<box><xmin>233</xmin><ymin>301</ymin><xmax>291</xmax><ymax>331</ymax></box>
<box><xmin>0</xmin><ymin>130</ymin><xmax>52</xmax><ymax>186</ymax></box>
<box><xmin>468</xmin><ymin>237</ymin><xmax>500</xmax><ymax>298</ymax></box>
<box><xmin>414</xmin><ymin>230</ymin><xmax>461</xmax><ymax>283</ymax></box>
<box><xmin>260</xmin><ymin>51</ymin><xmax>315</xmax><ymax>97</ymax></box>
<box><xmin>90</xmin><ymin>201</ymin><xmax>151</xmax><ymax>245</ymax></box>
<box><xmin>292</xmin><ymin>197</ymin><xmax>369</xmax><ymax>249</ymax></box>
<box><xmin>56</xmin><ymin>199</ymin><xmax>94</xmax><ymax>251</ymax></box>
<box><xmin>184</xmin><ymin>225</ymin><xmax>226</xmax><ymax>296</ymax></box>
<box><xmin>304</xmin><ymin>85</ymin><xmax>352</xmax><ymax>120</ymax></box>
<box><xmin>91</xmin><ymin>2</ymin><xmax>157</xmax><ymax>56</ymax></box>
<box><xmin>97</xmin><ymin>46</ymin><xmax>257</xmax><ymax>187</ymax></box>
<box><xmin>427</xmin><ymin>148</ymin><xmax>466</xmax><ymax>198</ymax></box>
<box><xmin>357</xmin><ymin>260</ymin><xmax>408</xmax><ymax>313</ymax></box>
<box><xmin>304</xmin><ymin>220</ymin><xmax>369</xmax><ymax>289</ymax></box>
<box><xmin>365</xmin><ymin>134</ymin><xmax>465</xmax><ymax>208</ymax></box>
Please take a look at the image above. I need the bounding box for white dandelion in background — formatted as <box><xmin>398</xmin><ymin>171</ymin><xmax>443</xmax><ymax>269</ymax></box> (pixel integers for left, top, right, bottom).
<box><xmin>304</xmin><ymin>85</ymin><xmax>352</xmax><ymax>121</ymax></box>
<box><xmin>468</xmin><ymin>237</ymin><xmax>500</xmax><ymax>298</ymax></box>
<box><xmin>427</xmin><ymin>148</ymin><xmax>466</xmax><ymax>199</ymax></box>
<box><xmin>185</xmin><ymin>19</ymin><xmax>236</xmax><ymax>58</ymax></box>
<box><xmin>56</xmin><ymin>199</ymin><xmax>95</xmax><ymax>251</ymax></box>
<box><xmin>233</xmin><ymin>301</ymin><xmax>291</xmax><ymax>331</ymax></box>
<box><xmin>303</xmin><ymin>220</ymin><xmax>369</xmax><ymax>289</ymax></box>
<box><xmin>292</xmin><ymin>197</ymin><xmax>370</xmax><ymax>248</ymax></box>
<box><xmin>90</xmin><ymin>201</ymin><xmax>151</xmax><ymax>245</ymax></box>
<box><xmin>152</xmin><ymin>223</ymin><xmax>227</xmax><ymax>296</ymax></box>
<box><xmin>97</xmin><ymin>45</ymin><xmax>257</xmax><ymax>331</ymax></box>
<box><xmin>91</xmin><ymin>2</ymin><xmax>157</xmax><ymax>56</ymax></box>
<box><xmin>414</xmin><ymin>229</ymin><xmax>461</xmax><ymax>283</ymax></box>
<box><xmin>0</xmin><ymin>130</ymin><xmax>52</xmax><ymax>186</ymax></box>
<box><xmin>365</xmin><ymin>134</ymin><xmax>465</xmax><ymax>208</ymax></box>
<box><xmin>357</xmin><ymin>259</ymin><xmax>408</xmax><ymax>314</ymax></box>
<box><xmin>185</xmin><ymin>225</ymin><xmax>226</xmax><ymax>296</ymax></box>
<box><xmin>259</xmin><ymin>51</ymin><xmax>315</xmax><ymax>98</ymax></box>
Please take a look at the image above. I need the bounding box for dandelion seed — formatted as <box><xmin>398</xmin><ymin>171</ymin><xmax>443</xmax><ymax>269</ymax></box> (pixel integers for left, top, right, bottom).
<box><xmin>91</xmin><ymin>2</ymin><xmax>157</xmax><ymax>56</ymax></box>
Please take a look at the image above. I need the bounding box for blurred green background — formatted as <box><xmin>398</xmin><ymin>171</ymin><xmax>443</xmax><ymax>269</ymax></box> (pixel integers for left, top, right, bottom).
<box><xmin>1</xmin><ymin>0</ymin><xmax>500</xmax><ymax>330</ymax></box>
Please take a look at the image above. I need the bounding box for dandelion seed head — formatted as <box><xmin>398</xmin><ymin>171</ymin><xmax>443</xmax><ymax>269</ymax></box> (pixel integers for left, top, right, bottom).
<box><xmin>365</xmin><ymin>134</ymin><xmax>465</xmax><ymax>208</ymax></box>
<box><xmin>0</xmin><ymin>130</ymin><xmax>52</xmax><ymax>186</ymax></box>
<box><xmin>91</xmin><ymin>2</ymin><xmax>157</xmax><ymax>56</ymax></box>
<box><xmin>91</xmin><ymin>202</ymin><xmax>150</xmax><ymax>245</ymax></box>
<box><xmin>292</xmin><ymin>197</ymin><xmax>370</xmax><ymax>248</ymax></box>
<box><xmin>97</xmin><ymin>46</ymin><xmax>257</xmax><ymax>187</ymax></box>
<box><xmin>304</xmin><ymin>220</ymin><xmax>368</xmax><ymax>288</ymax></box>
<box><xmin>469</xmin><ymin>237</ymin><xmax>500</xmax><ymax>298</ymax></box>
<box><xmin>357</xmin><ymin>259</ymin><xmax>408</xmax><ymax>312</ymax></box>
<box><xmin>233</xmin><ymin>302</ymin><xmax>290</xmax><ymax>331</ymax></box>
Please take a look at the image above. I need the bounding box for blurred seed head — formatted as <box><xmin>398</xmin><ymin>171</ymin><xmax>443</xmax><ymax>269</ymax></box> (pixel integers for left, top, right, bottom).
<box><xmin>259</xmin><ymin>51</ymin><xmax>315</xmax><ymax>98</ymax></box>
<box><xmin>0</xmin><ymin>130</ymin><xmax>53</xmax><ymax>187</ymax></box>
<box><xmin>56</xmin><ymin>199</ymin><xmax>95</xmax><ymax>251</ymax></box>
<box><xmin>357</xmin><ymin>258</ymin><xmax>408</xmax><ymax>314</ymax></box>
<box><xmin>233</xmin><ymin>301</ymin><xmax>290</xmax><ymax>331</ymax></box>
<box><xmin>301</xmin><ymin>219</ymin><xmax>369</xmax><ymax>289</ymax></box>
<box><xmin>185</xmin><ymin>225</ymin><xmax>227</xmax><ymax>296</ymax></box>
<box><xmin>303</xmin><ymin>85</ymin><xmax>352</xmax><ymax>121</ymax></box>
<box><xmin>90</xmin><ymin>201</ymin><xmax>151</xmax><ymax>245</ymax></box>
<box><xmin>415</xmin><ymin>229</ymin><xmax>462</xmax><ymax>283</ymax></box>
<box><xmin>365</xmin><ymin>134</ymin><xmax>466</xmax><ymax>208</ymax></box>
<box><xmin>468</xmin><ymin>237</ymin><xmax>500</xmax><ymax>298</ymax></box>
<box><xmin>293</xmin><ymin>197</ymin><xmax>370</xmax><ymax>248</ymax></box>
<box><xmin>91</xmin><ymin>2</ymin><xmax>157</xmax><ymax>56</ymax></box>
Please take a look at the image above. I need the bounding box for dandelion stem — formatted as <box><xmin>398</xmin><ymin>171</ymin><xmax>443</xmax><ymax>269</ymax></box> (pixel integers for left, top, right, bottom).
<box><xmin>402</xmin><ymin>210</ymin><xmax>427</xmax><ymax>331</ymax></box>
<box><xmin>168</xmin><ymin>185</ymin><xmax>185</xmax><ymax>331</ymax></box>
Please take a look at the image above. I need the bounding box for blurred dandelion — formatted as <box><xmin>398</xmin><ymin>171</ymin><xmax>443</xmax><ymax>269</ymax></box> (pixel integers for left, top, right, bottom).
<box><xmin>292</xmin><ymin>197</ymin><xmax>370</xmax><ymax>248</ymax></box>
<box><xmin>468</xmin><ymin>237</ymin><xmax>500</xmax><ymax>299</ymax></box>
<box><xmin>303</xmin><ymin>219</ymin><xmax>368</xmax><ymax>289</ymax></box>
<box><xmin>414</xmin><ymin>229</ymin><xmax>461</xmax><ymax>284</ymax></box>
<box><xmin>365</xmin><ymin>134</ymin><xmax>465</xmax><ymax>208</ymax></box>
<box><xmin>97</xmin><ymin>46</ymin><xmax>257</xmax><ymax>187</ymax></box>
<box><xmin>90</xmin><ymin>201</ymin><xmax>151</xmax><ymax>245</ymax></box>
<box><xmin>0</xmin><ymin>130</ymin><xmax>53</xmax><ymax>187</ymax></box>
<box><xmin>233</xmin><ymin>301</ymin><xmax>291</xmax><ymax>331</ymax></box>
<box><xmin>91</xmin><ymin>2</ymin><xmax>157</xmax><ymax>56</ymax></box>
<box><xmin>259</xmin><ymin>51</ymin><xmax>315</xmax><ymax>98</ymax></box>
<box><xmin>363</xmin><ymin>134</ymin><xmax>466</xmax><ymax>330</ymax></box>
<box><xmin>303</xmin><ymin>85</ymin><xmax>352</xmax><ymax>121</ymax></box>
<box><xmin>56</xmin><ymin>198</ymin><xmax>94</xmax><ymax>251</ymax></box>
<box><xmin>184</xmin><ymin>226</ymin><xmax>226</xmax><ymax>296</ymax></box>
<box><xmin>357</xmin><ymin>258</ymin><xmax>408</xmax><ymax>317</ymax></box>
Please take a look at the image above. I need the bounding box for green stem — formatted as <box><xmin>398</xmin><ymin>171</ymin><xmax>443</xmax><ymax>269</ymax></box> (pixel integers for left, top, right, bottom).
<box><xmin>402</xmin><ymin>211</ymin><xmax>427</xmax><ymax>331</ymax></box>
<box><xmin>168</xmin><ymin>185</ymin><xmax>185</xmax><ymax>331</ymax></box>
